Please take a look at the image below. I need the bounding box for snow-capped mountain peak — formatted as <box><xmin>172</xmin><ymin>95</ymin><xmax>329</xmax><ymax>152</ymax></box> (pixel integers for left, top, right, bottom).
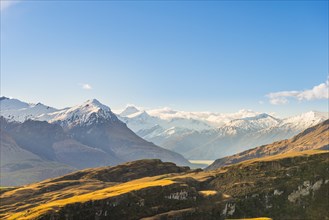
<box><xmin>281</xmin><ymin>110</ymin><xmax>328</xmax><ymax>130</ymax></box>
<box><xmin>239</xmin><ymin>113</ymin><xmax>278</xmax><ymax>121</ymax></box>
<box><xmin>83</xmin><ymin>99</ymin><xmax>111</xmax><ymax>111</ymax></box>
<box><xmin>1</xmin><ymin>97</ymin><xmax>328</xmax><ymax>160</ymax></box>
<box><xmin>0</xmin><ymin>97</ymin><xmax>120</xmax><ymax>127</ymax></box>
<box><xmin>49</xmin><ymin>99</ymin><xmax>118</xmax><ymax>128</ymax></box>
<box><xmin>120</xmin><ymin>105</ymin><xmax>140</xmax><ymax>117</ymax></box>
<box><xmin>225</xmin><ymin>113</ymin><xmax>281</xmax><ymax>132</ymax></box>
<box><xmin>0</xmin><ymin>97</ymin><xmax>30</xmax><ymax>111</ymax></box>
<box><xmin>0</xmin><ymin>97</ymin><xmax>57</xmax><ymax>122</ymax></box>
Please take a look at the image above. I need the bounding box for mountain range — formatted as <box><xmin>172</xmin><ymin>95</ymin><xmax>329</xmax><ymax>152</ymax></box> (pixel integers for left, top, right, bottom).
<box><xmin>207</xmin><ymin>118</ymin><xmax>329</xmax><ymax>170</ymax></box>
<box><xmin>0</xmin><ymin>97</ymin><xmax>190</xmax><ymax>186</ymax></box>
<box><xmin>1</xmin><ymin>97</ymin><xmax>329</xmax><ymax>219</ymax></box>
<box><xmin>1</xmin><ymin>97</ymin><xmax>328</xmax><ymax>161</ymax></box>
<box><xmin>1</xmin><ymin>96</ymin><xmax>328</xmax><ymax>186</ymax></box>
<box><xmin>118</xmin><ymin>105</ymin><xmax>328</xmax><ymax>159</ymax></box>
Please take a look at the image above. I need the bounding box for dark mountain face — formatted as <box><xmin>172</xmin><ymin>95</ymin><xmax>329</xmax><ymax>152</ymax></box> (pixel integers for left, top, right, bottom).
<box><xmin>0</xmin><ymin>128</ymin><xmax>40</xmax><ymax>166</ymax></box>
<box><xmin>0</xmin><ymin>116</ymin><xmax>20</xmax><ymax>131</ymax></box>
<box><xmin>68</xmin><ymin>119</ymin><xmax>191</xmax><ymax>166</ymax></box>
<box><xmin>0</xmin><ymin>96</ymin><xmax>9</xmax><ymax>101</ymax></box>
<box><xmin>0</xmin><ymin>113</ymin><xmax>190</xmax><ymax>185</ymax></box>
<box><xmin>0</xmin><ymin>127</ymin><xmax>76</xmax><ymax>186</ymax></box>
<box><xmin>1</xmin><ymin>119</ymin><xmax>121</xmax><ymax>166</ymax></box>
<box><xmin>5</xmin><ymin>120</ymin><xmax>65</xmax><ymax>160</ymax></box>
<box><xmin>67</xmin><ymin>119</ymin><xmax>125</xmax><ymax>154</ymax></box>
<box><xmin>0</xmin><ymin>118</ymin><xmax>121</xmax><ymax>185</ymax></box>
<box><xmin>52</xmin><ymin>139</ymin><xmax>121</xmax><ymax>169</ymax></box>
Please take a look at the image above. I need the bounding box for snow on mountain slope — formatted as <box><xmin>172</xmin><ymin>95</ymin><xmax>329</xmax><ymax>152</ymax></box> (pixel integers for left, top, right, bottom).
<box><xmin>0</xmin><ymin>97</ymin><xmax>119</xmax><ymax>129</ymax></box>
<box><xmin>118</xmin><ymin>108</ymin><xmax>212</xmax><ymax>137</ymax></box>
<box><xmin>119</xmin><ymin>105</ymin><xmax>140</xmax><ymax>117</ymax></box>
<box><xmin>118</xmin><ymin>110</ymin><xmax>159</xmax><ymax>132</ymax></box>
<box><xmin>48</xmin><ymin>99</ymin><xmax>119</xmax><ymax>128</ymax></box>
<box><xmin>222</xmin><ymin>113</ymin><xmax>282</xmax><ymax>133</ymax></box>
<box><xmin>0</xmin><ymin>97</ymin><xmax>29</xmax><ymax>110</ymax></box>
<box><xmin>119</xmin><ymin>105</ymin><xmax>328</xmax><ymax>159</ymax></box>
<box><xmin>0</xmin><ymin>97</ymin><xmax>57</xmax><ymax>122</ymax></box>
<box><xmin>119</xmin><ymin>106</ymin><xmax>278</xmax><ymax>136</ymax></box>
<box><xmin>1</xmin><ymin>98</ymin><xmax>192</xmax><ymax>183</ymax></box>
<box><xmin>118</xmin><ymin>106</ymin><xmax>252</xmax><ymax>133</ymax></box>
<box><xmin>1</xmin><ymin>97</ymin><xmax>328</xmax><ymax>160</ymax></box>
<box><xmin>180</xmin><ymin>112</ymin><xmax>328</xmax><ymax>159</ymax></box>
<box><xmin>281</xmin><ymin>111</ymin><xmax>328</xmax><ymax>130</ymax></box>
<box><xmin>207</xmin><ymin>119</ymin><xmax>329</xmax><ymax>170</ymax></box>
<box><xmin>1</xmin><ymin>98</ymin><xmax>146</xmax><ymax>131</ymax></box>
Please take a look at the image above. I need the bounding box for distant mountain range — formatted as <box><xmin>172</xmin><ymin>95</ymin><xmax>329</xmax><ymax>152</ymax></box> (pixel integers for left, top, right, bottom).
<box><xmin>117</xmin><ymin>105</ymin><xmax>328</xmax><ymax>159</ymax></box>
<box><xmin>1</xmin><ymin>97</ymin><xmax>328</xmax><ymax>161</ymax></box>
<box><xmin>206</xmin><ymin>119</ymin><xmax>329</xmax><ymax>170</ymax></box>
<box><xmin>0</xmin><ymin>97</ymin><xmax>190</xmax><ymax>186</ymax></box>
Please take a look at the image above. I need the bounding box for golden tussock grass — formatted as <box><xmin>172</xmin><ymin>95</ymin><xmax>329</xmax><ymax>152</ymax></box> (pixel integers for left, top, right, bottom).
<box><xmin>6</xmin><ymin>178</ymin><xmax>174</xmax><ymax>220</ymax></box>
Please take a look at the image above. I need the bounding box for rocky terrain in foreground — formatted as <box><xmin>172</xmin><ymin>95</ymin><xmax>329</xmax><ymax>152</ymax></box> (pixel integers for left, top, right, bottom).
<box><xmin>1</xmin><ymin>150</ymin><xmax>328</xmax><ymax>220</ymax></box>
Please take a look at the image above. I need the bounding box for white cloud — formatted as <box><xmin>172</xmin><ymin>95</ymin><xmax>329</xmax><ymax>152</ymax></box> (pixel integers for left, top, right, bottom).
<box><xmin>267</xmin><ymin>79</ymin><xmax>329</xmax><ymax>105</ymax></box>
<box><xmin>1</xmin><ymin>0</ymin><xmax>20</xmax><ymax>11</ymax></box>
<box><xmin>80</xmin><ymin>83</ymin><xmax>92</xmax><ymax>90</ymax></box>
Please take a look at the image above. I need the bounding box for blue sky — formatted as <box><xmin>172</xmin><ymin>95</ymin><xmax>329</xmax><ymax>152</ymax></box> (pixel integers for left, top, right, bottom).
<box><xmin>1</xmin><ymin>1</ymin><xmax>328</xmax><ymax>117</ymax></box>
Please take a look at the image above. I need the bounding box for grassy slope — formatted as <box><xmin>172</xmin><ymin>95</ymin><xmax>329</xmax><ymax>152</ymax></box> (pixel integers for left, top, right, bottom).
<box><xmin>207</xmin><ymin>119</ymin><xmax>329</xmax><ymax>170</ymax></box>
<box><xmin>1</xmin><ymin>159</ymin><xmax>190</xmax><ymax>219</ymax></box>
<box><xmin>1</xmin><ymin>150</ymin><xmax>328</xmax><ymax>220</ymax></box>
<box><xmin>6</xmin><ymin>178</ymin><xmax>174</xmax><ymax>220</ymax></box>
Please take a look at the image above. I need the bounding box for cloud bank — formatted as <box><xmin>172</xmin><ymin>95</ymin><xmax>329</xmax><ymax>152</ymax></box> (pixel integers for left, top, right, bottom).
<box><xmin>267</xmin><ymin>79</ymin><xmax>329</xmax><ymax>105</ymax></box>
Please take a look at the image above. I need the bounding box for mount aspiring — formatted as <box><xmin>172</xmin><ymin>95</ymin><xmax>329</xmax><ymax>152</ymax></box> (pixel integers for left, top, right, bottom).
<box><xmin>0</xmin><ymin>97</ymin><xmax>190</xmax><ymax>186</ymax></box>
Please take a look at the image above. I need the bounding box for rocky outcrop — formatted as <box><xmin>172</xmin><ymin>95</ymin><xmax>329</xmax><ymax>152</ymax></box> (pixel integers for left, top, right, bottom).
<box><xmin>207</xmin><ymin>150</ymin><xmax>329</xmax><ymax>219</ymax></box>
